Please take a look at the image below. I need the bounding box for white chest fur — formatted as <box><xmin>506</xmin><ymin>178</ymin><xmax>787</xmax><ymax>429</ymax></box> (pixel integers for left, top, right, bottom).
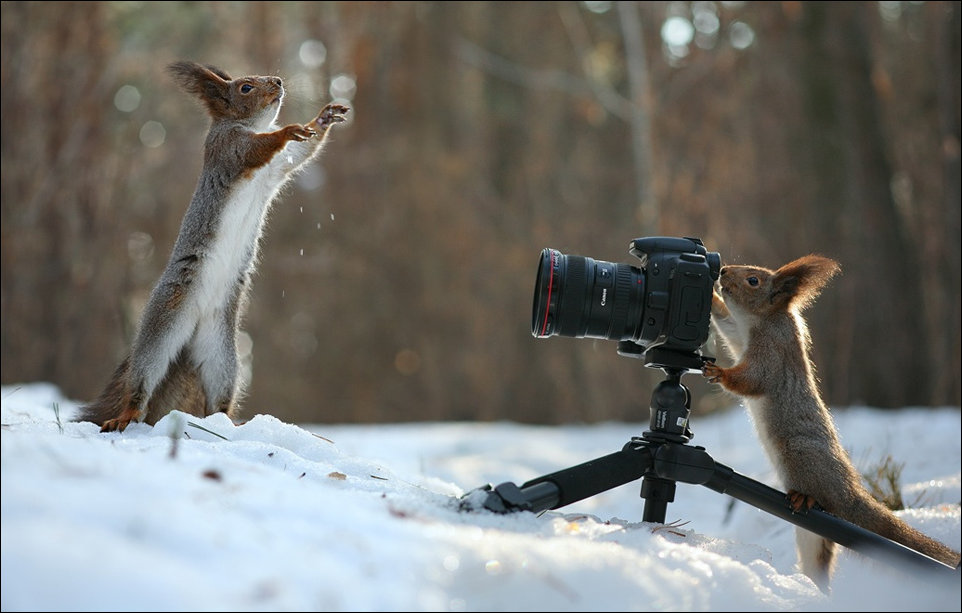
<box><xmin>193</xmin><ymin>163</ymin><xmax>283</xmax><ymax>315</ymax></box>
<box><xmin>741</xmin><ymin>396</ymin><xmax>788</xmax><ymax>482</ymax></box>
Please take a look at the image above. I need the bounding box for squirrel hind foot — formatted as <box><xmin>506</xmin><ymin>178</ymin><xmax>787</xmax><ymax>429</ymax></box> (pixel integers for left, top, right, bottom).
<box><xmin>787</xmin><ymin>490</ymin><xmax>818</xmax><ymax>513</ymax></box>
<box><xmin>99</xmin><ymin>406</ymin><xmax>142</xmax><ymax>432</ymax></box>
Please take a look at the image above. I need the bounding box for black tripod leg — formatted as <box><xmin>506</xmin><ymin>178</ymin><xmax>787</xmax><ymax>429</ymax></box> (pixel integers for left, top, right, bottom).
<box><xmin>463</xmin><ymin>445</ymin><xmax>654</xmax><ymax>514</ymax></box>
<box><xmin>639</xmin><ymin>476</ymin><xmax>676</xmax><ymax>523</ymax></box>
<box><xmin>704</xmin><ymin>461</ymin><xmax>958</xmax><ymax>574</ymax></box>
<box><xmin>642</xmin><ymin>441</ymin><xmax>957</xmax><ymax>574</ymax></box>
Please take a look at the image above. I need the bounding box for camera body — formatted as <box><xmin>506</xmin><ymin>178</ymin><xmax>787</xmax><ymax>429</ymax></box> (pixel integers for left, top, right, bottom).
<box><xmin>532</xmin><ymin>236</ymin><xmax>720</xmax><ymax>365</ymax></box>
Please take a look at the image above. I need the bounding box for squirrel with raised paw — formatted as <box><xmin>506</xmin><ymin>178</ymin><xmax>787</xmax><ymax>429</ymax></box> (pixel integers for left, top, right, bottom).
<box><xmin>702</xmin><ymin>254</ymin><xmax>960</xmax><ymax>591</ymax></box>
<box><xmin>77</xmin><ymin>61</ymin><xmax>348</xmax><ymax>432</ymax></box>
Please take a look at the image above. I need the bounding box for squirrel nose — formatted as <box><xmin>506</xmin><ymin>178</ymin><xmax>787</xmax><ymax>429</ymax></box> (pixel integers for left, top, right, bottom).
<box><xmin>270</xmin><ymin>77</ymin><xmax>282</xmax><ymax>87</ymax></box>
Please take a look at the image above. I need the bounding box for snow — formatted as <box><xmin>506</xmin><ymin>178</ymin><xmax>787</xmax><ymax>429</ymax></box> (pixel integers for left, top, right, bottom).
<box><xmin>2</xmin><ymin>382</ymin><xmax>959</xmax><ymax>612</ymax></box>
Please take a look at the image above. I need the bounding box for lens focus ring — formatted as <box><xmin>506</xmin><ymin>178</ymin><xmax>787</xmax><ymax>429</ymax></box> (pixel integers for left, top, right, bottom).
<box><xmin>557</xmin><ymin>255</ymin><xmax>588</xmax><ymax>336</ymax></box>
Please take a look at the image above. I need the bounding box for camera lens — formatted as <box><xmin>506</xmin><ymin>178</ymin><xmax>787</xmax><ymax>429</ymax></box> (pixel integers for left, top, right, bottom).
<box><xmin>532</xmin><ymin>248</ymin><xmax>645</xmax><ymax>341</ymax></box>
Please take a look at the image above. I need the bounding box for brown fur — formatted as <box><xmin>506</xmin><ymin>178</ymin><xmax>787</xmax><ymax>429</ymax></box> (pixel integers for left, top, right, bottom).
<box><xmin>703</xmin><ymin>255</ymin><xmax>960</xmax><ymax>591</ymax></box>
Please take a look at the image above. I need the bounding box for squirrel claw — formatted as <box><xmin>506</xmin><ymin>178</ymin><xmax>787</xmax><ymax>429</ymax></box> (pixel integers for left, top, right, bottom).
<box><xmin>702</xmin><ymin>363</ymin><xmax>723</xmax><ymax>383</ymax></box>
<box><xmin>100</xmin><ymin>417</ymin><xmax>132</xmax><ymax>433</ymax></box>
<box><xmin>787</xmin><ymin>490</ymin><xmax>817</xmax><ymax>512</ymax></box>
<box><xmin>99</xmin><ymin>405</ymin><xmax>141</xmax><ymax>432</ymax></box>
<box><xmin>313</xmin><ymin>103</ymin><xmax>350</xmax><ymax>129</ymax></box>
<box><xmin>285</xmin><ymin>124</ymin><xmax>315</xmax><ymax>142</ymax></box>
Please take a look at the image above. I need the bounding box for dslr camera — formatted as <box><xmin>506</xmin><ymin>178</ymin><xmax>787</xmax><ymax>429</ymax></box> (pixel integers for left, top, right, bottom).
<box><xmin>532</xmin><ymin>236</ymin><xmax>721</xmax><ymax>371</ymax></box>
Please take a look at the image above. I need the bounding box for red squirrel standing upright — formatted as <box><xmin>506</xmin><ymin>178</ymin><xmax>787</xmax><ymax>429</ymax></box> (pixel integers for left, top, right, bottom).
<box><xmin>703</xmin><ymin>254</ymin><xmax>960</xmax><ymax>591</ymax></box>
<box><xmin>77</xmin><ymin>61</ymin><xmax>348</xmax><ymax>432</ymax></box>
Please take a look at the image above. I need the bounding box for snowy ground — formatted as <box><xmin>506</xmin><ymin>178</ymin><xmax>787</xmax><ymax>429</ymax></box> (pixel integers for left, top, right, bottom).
<box><xmin>1</xmin><ymin>382</ymin><xmax>959</xmax><ymax>611</ymax></box>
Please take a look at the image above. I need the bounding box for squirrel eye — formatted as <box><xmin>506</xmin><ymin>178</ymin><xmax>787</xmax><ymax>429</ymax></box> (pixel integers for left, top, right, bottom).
<box><xmin>240</xmin><ymin>83</ymin><xmax>254</xmax><ymax>94</ymax></box>
<box><xmin>747</xmin><ymin>276</ymin><xmax>759</xmax><ymax>287</ymax></box>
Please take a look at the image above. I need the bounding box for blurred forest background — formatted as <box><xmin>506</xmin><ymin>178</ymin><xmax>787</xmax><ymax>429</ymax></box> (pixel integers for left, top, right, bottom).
<box><xmin>2</xmin><ymin>1</ymin><xmax>959</xmax><ymax>424</ymax></box>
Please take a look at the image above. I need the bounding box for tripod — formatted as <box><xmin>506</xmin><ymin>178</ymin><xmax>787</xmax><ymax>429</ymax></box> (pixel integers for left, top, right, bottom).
<box><xmin>462</xmin><ymin>345</ymin><xmax>958</xmax><ymax>577</ymax></box>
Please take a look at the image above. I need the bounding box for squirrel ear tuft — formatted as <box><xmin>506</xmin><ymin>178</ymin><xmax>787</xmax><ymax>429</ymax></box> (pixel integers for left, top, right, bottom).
<box><xmin>167</xmin><ymin>60</ymin><xmax>231</xmax><ymax>118</ymax></box>
<box><xmin>203</xmin><ymin>64</ymin><xmax>233</xmax><ymax>81</ymax></box>
<box><xmin>770</xmin><ymin>255</ymin><xmax>841</xmax><ymax>310</ymax></box>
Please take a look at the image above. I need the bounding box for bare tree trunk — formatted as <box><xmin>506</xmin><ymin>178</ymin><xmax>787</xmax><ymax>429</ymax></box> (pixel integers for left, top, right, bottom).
<box><xmin>616</xmin><ymin>1</ymin><xmax>659</xmax><ymax>233</ymax></box>
<box><xmin>929</xmin><ymin>1</ymin><xmax>961</xmax><ymax>404</ymax></box>
<box><xmin>1</xmin><ymin>2</ymin><xmax>125</xmax><ymax>401</ymax></box>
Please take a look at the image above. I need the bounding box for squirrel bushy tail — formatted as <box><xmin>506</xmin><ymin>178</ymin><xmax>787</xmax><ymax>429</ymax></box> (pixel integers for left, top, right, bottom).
<box><xmin>76</xmin><ymin>357</ymin><xmax>138</xmax><ymax>428</ymax></box>
<box><xmin>842</xmin><ymin>494</ymin><xmax>962</xmax><ymax>568</ymax></box>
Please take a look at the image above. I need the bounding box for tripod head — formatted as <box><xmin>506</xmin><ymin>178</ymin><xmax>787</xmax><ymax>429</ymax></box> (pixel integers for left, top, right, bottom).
<box><xmin>616</xmin><ymin>341</ymin><xmax>709</xmax><ymax>373</ymax></box>
<box><xmin>617</xmin><ymin>342</ymin><xmax>713</xmax><ymax>444</ymax></box>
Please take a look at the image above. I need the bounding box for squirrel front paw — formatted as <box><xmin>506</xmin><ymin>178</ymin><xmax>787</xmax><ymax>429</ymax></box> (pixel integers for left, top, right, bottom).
<box><xmin>282</xmin><ymin>124</ymin><xmax>316</xmax><ymax>142</ymax></box>
<box><xmin>311</xmin><ymin>103</ymin><xmax>350</xmax><ymax>130</ymax></box>
<box><xmin>702</xmin><ymin>362</ymin><xmax>725</xmax><ymax>384</ymax></box>
<box><xmin>711</xmin><ymin>290</ymin><xmax>730</xmax><ymax>318</ymax></box>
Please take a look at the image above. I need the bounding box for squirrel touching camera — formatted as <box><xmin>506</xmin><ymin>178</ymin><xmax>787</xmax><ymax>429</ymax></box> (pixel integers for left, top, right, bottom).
<box><xmin>703</xmin><ymin>255</ymin><xmax>960</xmax><ymax>591</ymax></box>
<box><xmin>77</xmin><ymin>61</ymin><xmax>348</xmax><ymax>433</ymax></box>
